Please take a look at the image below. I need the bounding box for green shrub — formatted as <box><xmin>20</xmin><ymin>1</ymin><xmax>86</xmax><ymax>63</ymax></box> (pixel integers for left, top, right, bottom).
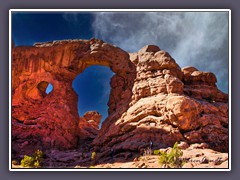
<box><xmin>20</xmin><ymin>149</ymin><xmax>43</xmax><ymax>168</ymax></box>
<box><xmin>158</xmin><ymin>142</ymin><xmax>184</xmax><ymax>168</ymax></box>
<box><xmin>91</xmin><ymin>152</ymin><xmax>96</xmax><ymax>160</ymax></box>
<box><xmin>21</xmin><ymin>155</ymin><xmax>35</xmax><ymax>167</ymax></box>
<box><xmin>153</xmin><ymin>149</ymin><xmax>160</xmax><ymax>155</ymax></box>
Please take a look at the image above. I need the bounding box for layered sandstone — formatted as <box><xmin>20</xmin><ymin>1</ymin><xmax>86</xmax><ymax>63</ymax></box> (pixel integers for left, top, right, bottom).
<box><xmin>11</xmin><ymin>39</ymin><xmax>228</xmax><ymax>162</ymax></box>
<box><xmin>77</xmin><ymin>111</ymin><xmax>101</xmax><ymax>140</ymax></box>
<box><xmin>93</xmin><ymin>45</ymin><xmax>228</xmax><ymax>160</ymax></box>
<box><xmin>12</xmin><ymin>38</ymin><xmax>135</xmax><ymax>157</ymax></box>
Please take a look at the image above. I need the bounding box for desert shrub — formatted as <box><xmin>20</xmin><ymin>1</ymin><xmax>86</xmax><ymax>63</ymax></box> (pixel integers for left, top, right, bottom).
<box><xmin>153</xmin><ymin>149</ymin><xmax>160</xmax><ymax>155</ymax></box>
<box><xmin>20</xmin><ymin>149</ymin><xmax>43</xmax><ymax>168</ymax></box>
<box><xmin>91</xmin><ymin>152</ymin><xmax>96</xmax><ymax>160</ymax></box>
<box><xmin>21</xmin><ymin>155</ymin><xmax>35</xmax><ymax>167</ymax></box>
<box><xmin>158</xmin><ymin>142</ymin><xmax>184</xmax><ymax>168</ymax></box>
<box><xmin>90</xmin><ymin>151</ymin><xmax>97</xmax><ymax>165</ymax></box>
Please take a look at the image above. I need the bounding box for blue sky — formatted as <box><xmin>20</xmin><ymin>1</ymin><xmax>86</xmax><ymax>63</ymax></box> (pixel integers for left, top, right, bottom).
<box><xmin>12</xmin><ymin>12</ymin><xmax>113</xmax><ymax>124</ymax></box>
<box><xmin>12</xmin><ymin>11</ymin><xmax>229</xmax><ymax>124</ymax></box>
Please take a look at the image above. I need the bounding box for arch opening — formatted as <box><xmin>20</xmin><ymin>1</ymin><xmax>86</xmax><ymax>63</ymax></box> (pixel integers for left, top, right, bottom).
<box><xmin>37</xmin><ymin>81</ymin><xmax>54</xmax><ymax>96</ymax></box>
<box><xmin>72</xmin><ymin>65</ymin><xmax>114</xmax><ymax>128</ymax></box>
<box><xmin>46</xmin><ymin>83</ymin><xmax>53</xmax><ymax>94</ymax></box>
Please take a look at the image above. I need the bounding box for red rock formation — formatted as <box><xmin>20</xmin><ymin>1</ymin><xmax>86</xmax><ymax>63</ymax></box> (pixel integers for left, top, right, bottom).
<box><xmin>77</xmin><ymin>111</ymin><xmax>101</xmax><ymax>140</ymax></box>
<box><xmin>11</xmin><ymin>39</ymin><xmax>228</xmax><ymax>160</ymax></box>
<box><xmin>11</xmin><ymin>39</ymin><xmax>135</xmax><ymax>156</ymax></box>
<box><xmin>93</xmin><ymin>45</ymin><xmax>228</xmax><ymax>160</ymax></box>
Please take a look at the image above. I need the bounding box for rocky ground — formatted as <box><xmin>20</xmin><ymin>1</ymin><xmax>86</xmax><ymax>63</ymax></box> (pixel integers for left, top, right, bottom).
<box><xmin>12</xmin><ymin>143</ymin><xmax>228</xmax><ymax>169</ymax></box>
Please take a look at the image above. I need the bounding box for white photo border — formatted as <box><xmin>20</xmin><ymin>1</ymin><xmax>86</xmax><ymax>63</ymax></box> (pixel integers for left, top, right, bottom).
<box><xmin>9</xmin><ymin>9</ymin><xmax>231</xmax><ymax>172</ymax></box>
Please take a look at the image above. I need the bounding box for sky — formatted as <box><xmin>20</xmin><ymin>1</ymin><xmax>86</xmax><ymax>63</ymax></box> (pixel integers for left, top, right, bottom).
<box><xmin>12</xmin><ymin>11</ymin><xmax>229</xmax><ymax>124</ymax></box>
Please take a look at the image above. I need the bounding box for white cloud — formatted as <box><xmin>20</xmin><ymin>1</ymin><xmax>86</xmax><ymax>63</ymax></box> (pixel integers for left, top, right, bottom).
<box><xmin>92</xmin><ymin>11</ymin><xmax>229</xmax><ymax>92</ymax></box>
<box><xmin>62</xmin><ymin>12</ymin><xmax>79</xmax><ymax>23</ymax></box>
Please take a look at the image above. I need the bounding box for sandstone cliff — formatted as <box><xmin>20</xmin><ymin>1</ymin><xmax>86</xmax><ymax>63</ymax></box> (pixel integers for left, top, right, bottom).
<box><xmin>11</xmin><ymin>39</ymin><xmax>228</xmax><ymax>161</ymax></box>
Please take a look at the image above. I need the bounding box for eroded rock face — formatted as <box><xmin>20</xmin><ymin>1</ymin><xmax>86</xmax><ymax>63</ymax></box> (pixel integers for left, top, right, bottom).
<box><xmin>93</xmin><ymin>45</ymin><xmax>228</xmax><ymax>160</ymax></box>
<box><xmin>77</xmin><ymin>111</ymin><xmax>101</xmax><ymax>140</ymax></box>
<box><xmin>11</xmin><ymin>40</ymin><xmax>228</xmax><ymax>160</ymax></box>
<box><xmin>12</xmin><ymin>39</ymin><xmax>135</xmax><ymax>156</ymax></box>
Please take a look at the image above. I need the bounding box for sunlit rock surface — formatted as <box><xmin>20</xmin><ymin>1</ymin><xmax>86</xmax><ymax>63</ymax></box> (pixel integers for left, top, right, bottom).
<box><xmin>11</xmin><ymin>39</ymin><xmax>228</xmax><ymax>161</ymax></box>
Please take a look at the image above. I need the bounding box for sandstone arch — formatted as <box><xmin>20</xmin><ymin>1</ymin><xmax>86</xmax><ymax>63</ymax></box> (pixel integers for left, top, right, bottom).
<box><xmin>11</xmin><ymin>39</ymin><xmax>228</xmax><ymax>160</ymax></box>
<box><xmin>12</xmin><ymin>39</ymin><xmax>136</xmax><ymax>155</ymax></box>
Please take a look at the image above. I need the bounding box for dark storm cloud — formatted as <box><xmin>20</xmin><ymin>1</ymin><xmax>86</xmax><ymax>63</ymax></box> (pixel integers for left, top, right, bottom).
<box><xmin>92</xmin><ymin>12</ymin><xmax>229</xmax><ymax>93</ymax></box>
